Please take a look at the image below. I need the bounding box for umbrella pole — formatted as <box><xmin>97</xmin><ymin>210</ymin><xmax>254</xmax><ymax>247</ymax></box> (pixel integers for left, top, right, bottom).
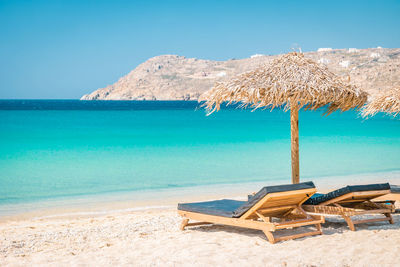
<box><xmin>290</xmin><ymin>105</ymin><xmax>300</xmax><ymax>184</ymax></box>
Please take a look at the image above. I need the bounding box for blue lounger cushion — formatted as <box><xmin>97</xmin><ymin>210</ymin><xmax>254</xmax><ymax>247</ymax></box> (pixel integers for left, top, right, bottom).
<box><xmin>178</xmin><ymin>199</ymin><xmax>246</xmax><ymax>218</ymax></box>
<box><xmin>390</xmin><ymin>184</ymin><xmax>400</xmax><ymax>194</ymax></box>
<box><xmin>178</xmin><ymin>181</ymin><xmax>315</xmax><ymax>218</ymax></box>
<box><xmin>304</xmin><ymin>183</ymin><xmax>391</xmax><ymax>205</ymax></box>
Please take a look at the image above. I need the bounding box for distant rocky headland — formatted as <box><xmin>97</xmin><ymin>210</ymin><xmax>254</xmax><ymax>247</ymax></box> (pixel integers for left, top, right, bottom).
<box><xmin>81</xmin><ymin>48</ymin><xmax>400</xmax><ymax>100</ymax></box>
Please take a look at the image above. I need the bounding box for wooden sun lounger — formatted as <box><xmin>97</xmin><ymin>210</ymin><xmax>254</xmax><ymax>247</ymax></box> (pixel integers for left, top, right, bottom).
<box><xmin>302</xmin><ymin>184</ymin><xmax>396</xmax><ymax>231</ymax></box>
<box><xmin>178</xmin><ymin>182</ymin><xmax>324</xmax><ymax>244</ymax></box>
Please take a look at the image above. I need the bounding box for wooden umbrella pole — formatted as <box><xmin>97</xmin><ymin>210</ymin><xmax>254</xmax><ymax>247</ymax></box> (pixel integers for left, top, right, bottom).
<box><xmin>290</xmin><ymin>102</ymin><xmax>300</xmax><ymax>184</ymax></box>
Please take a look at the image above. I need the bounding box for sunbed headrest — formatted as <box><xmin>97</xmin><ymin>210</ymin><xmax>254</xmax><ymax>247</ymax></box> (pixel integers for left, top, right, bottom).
<box><xmin>233</xmin><ymin>181</ymin><xmax>315</xmax><ymax>218</ymax></box>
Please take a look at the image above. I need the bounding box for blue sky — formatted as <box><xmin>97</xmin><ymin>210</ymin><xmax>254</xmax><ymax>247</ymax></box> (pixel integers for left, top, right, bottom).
<box><xmin>0</xmin><ymin>0</ymin><xmax>399</xmax><ymax>99</ymax></box>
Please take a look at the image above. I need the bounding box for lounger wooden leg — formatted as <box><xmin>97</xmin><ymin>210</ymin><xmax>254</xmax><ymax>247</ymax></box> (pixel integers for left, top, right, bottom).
<box><xmin>343</xmin><ymin>215</ymin><xmax>355</xmax><ymax>231</ymax></box>
<box><xmin>180</xmin><ymin>218</ymin><xmax>189</xmax><ymax>230</ymax></box>
<box><xmin>186</xmin><ymin>222</ymin><xmax>212</xmax><ymax>227</ymax></box>
<box><xmin>311</xmin><ymin>215</ymin><xmax>325</xmax><ymax>224</ymax></box>
<box><xmin>385</xmin><ymin>213</ymin><xmax>394</xmax><ymax>224</ymax></box>
<box><xmin>315</xmin><ymin>223</ymin><xmax>322</xmax><ymax>232</ymax></box>
<box><xmin>262</xmin><ymin>229</ymin><xmax>276</xmax><ymax>244</ymax></box>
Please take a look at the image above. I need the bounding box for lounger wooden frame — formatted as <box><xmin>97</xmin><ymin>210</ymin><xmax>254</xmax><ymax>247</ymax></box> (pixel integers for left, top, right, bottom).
<box><xmin>178</xmin><ymin>188</ymin><xmax>324</xmax><ymax>244</ymax></box>
<box><xmin>302</xmin><ymin>189</ymin><xmax>395</xmax><ymax>231</ymax></box>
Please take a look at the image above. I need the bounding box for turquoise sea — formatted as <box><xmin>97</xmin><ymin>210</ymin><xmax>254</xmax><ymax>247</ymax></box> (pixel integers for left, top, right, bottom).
<box><xmin>0</xmin><ymin>100</ymin><xmax>399</xmax><ymax>216</ymax></box>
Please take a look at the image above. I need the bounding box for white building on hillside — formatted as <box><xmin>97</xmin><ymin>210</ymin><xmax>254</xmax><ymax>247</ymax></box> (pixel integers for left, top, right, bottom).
<box><xmin>317</xmin><ymin>48</ymin><xmax>333</xmax><ymax>52</ymax></box>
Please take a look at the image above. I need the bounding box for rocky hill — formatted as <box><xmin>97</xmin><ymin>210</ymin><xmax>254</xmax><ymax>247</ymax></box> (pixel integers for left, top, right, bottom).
<box><xmin>81</xmin><ymin>48</ymin><xmax>400</xmax><ymax>100</ymax></box>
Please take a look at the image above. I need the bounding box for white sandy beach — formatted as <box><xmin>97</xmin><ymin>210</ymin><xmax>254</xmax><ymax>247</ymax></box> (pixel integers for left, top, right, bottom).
<box><xmin>1</xmin><ymin>199</ymin><xmax>400</xmax><ymax>266</ymax></box>
<box><xmin>1</xmin><ymin>172</ymin><xmax>400</xmax><ymax>266</ymax></box>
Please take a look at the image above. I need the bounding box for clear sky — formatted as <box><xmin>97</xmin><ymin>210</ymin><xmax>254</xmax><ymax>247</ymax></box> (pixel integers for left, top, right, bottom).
<box><xmin>0</xmin><ymin>0</ymin><xmax>399</xmax><ymax>99</ymax></box>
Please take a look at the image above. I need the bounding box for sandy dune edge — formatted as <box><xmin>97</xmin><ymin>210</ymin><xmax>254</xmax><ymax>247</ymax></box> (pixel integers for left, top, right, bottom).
<box><xmin>1</xmin><ymin>207</ymin><xmax>400</xmax><ymax>267</ymax></box>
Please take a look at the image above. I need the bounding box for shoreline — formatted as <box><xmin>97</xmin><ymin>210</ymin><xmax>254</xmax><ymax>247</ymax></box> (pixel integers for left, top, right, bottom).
<box><xmin>2</xmin><ymin>170</ymin><xmax>400</xmax><ymax>222</ymax></box>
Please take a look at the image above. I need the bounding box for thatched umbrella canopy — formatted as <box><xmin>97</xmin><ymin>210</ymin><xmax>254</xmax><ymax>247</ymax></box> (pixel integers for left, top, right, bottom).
<box><xmin>200</xmin><ymin>52</ymin><xmax>368</xmax><ymax>184</ymax></box>
<box><xmin>362</xmin><ymin>87</ymin><xmax>400</xmax><ymax>118</ymax></box>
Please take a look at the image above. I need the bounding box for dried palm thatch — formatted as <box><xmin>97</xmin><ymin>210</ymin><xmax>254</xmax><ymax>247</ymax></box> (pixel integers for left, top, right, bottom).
<box><xmin>362</xmin><ymin>87</ymin><xmax>400</xmax><ymax>118</ymax></box>
<box><xmin>200</xmin><ymin>52</ymin><xmax>368</xmax><ymax>184</ymax></box>
<box><xmin>200</xmin><ymin>52</ymin><xmax>368</xmax><ymax>114</ymax></box>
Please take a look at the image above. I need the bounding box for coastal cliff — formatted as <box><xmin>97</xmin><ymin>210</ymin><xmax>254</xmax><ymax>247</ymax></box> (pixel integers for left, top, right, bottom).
<box><xmin>81</xmin><ymin>48</ymin><xmax>400</xmax><ymax>100</ymax></box>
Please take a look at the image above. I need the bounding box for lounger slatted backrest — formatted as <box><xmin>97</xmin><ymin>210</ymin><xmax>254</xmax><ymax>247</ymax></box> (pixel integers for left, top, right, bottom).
<box><xmin>240</xmin><ymin>189</ymin><xmax>317</xmax><ymax>220</ymax></box>
<box><xmin>233</xmin><ymin>181</ymin><xmax>316</xmax><ymax>218</ymax></box>
<box><xmin>304</xmin><ymin>183</ymin><xmax>391</xmax><ymax>206</ymax></box>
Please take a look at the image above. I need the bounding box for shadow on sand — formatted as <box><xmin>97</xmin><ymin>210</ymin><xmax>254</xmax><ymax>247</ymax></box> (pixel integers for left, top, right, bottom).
<box><xmin>184</xmin><ymin>214</ymin><xmax>400</xmax><ymax>242</ymax></box>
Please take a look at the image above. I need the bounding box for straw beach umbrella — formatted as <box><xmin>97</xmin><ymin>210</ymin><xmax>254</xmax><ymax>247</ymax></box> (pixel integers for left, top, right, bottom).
<box><xmin>362</xmin><ymin>87</ymin><xmax>400</xmax><ymax>118</ymax></box>
<box><xmin>200</xmin><ymin>52</ymin><xmax>368</xmax><ymax>184</ymax></box>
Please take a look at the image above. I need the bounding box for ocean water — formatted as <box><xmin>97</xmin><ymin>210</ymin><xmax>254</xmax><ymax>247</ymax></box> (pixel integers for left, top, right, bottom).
<box><xmin>0</xmin><ymin>100</ymin><xmax>399</xmax><ymax>215</ymax></box>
